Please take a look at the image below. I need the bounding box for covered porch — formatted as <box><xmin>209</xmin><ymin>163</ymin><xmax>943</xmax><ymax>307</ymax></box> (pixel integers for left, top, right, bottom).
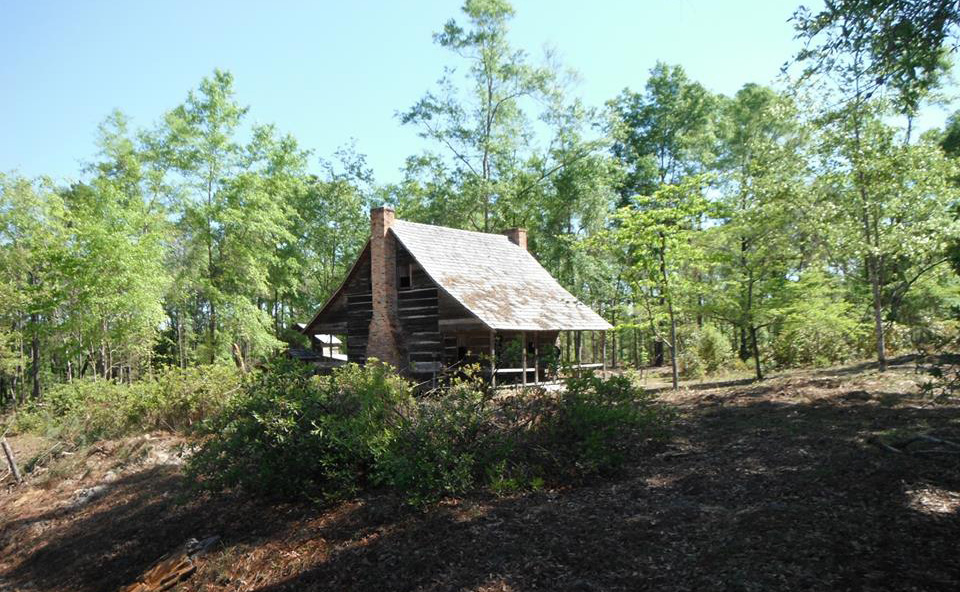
<box><xmin>449</xmin><ymin>328</ymin><xmax>609</xmax><ymax>388</ymax></box>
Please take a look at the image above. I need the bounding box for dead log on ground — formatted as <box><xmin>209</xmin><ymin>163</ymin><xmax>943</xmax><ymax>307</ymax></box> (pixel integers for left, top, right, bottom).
<box><xmin>1</xmin><ymin>438</ymin><xmax>22</xmax><ymax>484</ymax></box>
<box><xmin>120</xmin><ymin>536</ymin><xmax>220</xmax><ymax>592</ymax></box>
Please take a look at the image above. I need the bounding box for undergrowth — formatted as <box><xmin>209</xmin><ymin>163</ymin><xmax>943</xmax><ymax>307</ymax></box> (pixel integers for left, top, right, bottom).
<box><xmin>12</xmin><ymin>364</ymin><xmax>242</xmax><ymax>445</ymax></box>
<box><xmin>187</xmin><ymin>360</ymin><xmax>671</xmax><ymax>506</ymax></box>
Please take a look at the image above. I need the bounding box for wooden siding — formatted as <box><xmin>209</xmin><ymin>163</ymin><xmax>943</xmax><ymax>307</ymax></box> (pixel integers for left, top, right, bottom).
<box><xmin>399</xmin><ymin>287</ymin><xmax>440</xmax><ymax>371</ymax></box>
<box><xmin>344</xmin><ymin>257</ymin><xmax>373</xmax><ymax>364</ymax></box>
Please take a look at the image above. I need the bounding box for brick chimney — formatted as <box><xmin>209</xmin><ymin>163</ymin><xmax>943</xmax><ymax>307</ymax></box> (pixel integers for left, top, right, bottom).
<box><xmin>366</xmin><ymin>207</ymin><xmax>404</xmax><ymax>368</ymax></box>
<box><xmin>503</xmin><ymin>228</ymin><xmax>527</xmax><ymax>250</ymax></box>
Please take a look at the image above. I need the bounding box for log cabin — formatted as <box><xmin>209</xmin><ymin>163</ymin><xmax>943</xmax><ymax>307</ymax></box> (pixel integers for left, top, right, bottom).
<box><xmin>298</xmin><ymin>207</ymin><xmax>611</xmax><ymax>384</ymax></box>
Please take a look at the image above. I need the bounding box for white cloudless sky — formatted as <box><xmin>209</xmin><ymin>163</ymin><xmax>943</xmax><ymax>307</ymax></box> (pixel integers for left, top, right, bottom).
<box><xmin>1</xmin><ymin>0</ymin><xmax>954</xmax><ymax>185</ymax></box>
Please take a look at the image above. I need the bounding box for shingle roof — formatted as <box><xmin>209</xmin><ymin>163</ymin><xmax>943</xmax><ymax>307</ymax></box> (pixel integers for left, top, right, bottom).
<box><xmin>390</xmin><ymin>220</ymin><xmax>611</xmax><ymax>331</ymax></box>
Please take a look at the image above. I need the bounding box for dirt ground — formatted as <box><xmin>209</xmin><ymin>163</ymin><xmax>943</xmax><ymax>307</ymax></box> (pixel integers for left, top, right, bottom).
<box><xmin>2</xmin><ymin>359</ymin><xmax>959</xmax><ymax>592</ymax></box>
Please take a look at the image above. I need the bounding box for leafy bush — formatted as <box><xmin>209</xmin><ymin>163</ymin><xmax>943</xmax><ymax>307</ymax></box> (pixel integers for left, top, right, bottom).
<box><xmin>189</xmin><ymin>362</ymin><xmax>671</xmax><ymax>505</ymax></box>
<box><xmin>920</xmin><ymin>359</ymin><xmax>960</xmax><ymax>402</ymax></box>
<box><xmin>14</xmin><ymin>365</ymin><xmax>241</xmax><ymax>444</ymax></box>
<box><xmin>134</xmin><ymin>365</ymin><xmax>242</xmax><ymax>431</ymax></box>
<box><xmin>772</xmin><ymin>268</ymin><xmax>860</xmax><ymax>368</ymax></box>
<box><xmin>524</xmin><ymin>372</ymin><xmax>668</xmax><ymax>477</ymax></box>
<box><xmin>679</xmin><ymin>324</ymin><xmax>734</xmax><ymax>378</ymax></box>
<box><xmin>917</xmin><ymin>325</ymin><xmax>960</xmax><ymax>403</ymax></box>
<box><xmin>374</xmin><ymin>376</ymin><xmax>494</xmax><ymax>505</ymax></box>
<box><xmin>188</xmin><ymin>360</ymin><xmax>412</xmax><ymax>499</ymax></box>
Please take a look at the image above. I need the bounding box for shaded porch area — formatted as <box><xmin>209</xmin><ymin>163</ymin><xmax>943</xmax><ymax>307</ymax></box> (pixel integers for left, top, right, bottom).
<box><xmin>443</xmin><ymin>328</ymin><xmax>609</xmax><ymax>388</ymax></box>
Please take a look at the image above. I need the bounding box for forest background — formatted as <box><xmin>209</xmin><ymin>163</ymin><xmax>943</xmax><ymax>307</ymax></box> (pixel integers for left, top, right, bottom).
<box><xmin>2</xmin><ymin>0</ymin><xmax>960</xmax><ymax>401</ymax></box>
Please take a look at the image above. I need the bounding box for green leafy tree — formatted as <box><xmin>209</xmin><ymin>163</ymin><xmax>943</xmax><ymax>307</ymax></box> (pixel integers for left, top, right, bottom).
<box><xmin>709</xmin><ymin>84</ymin><xmax>811</xmax><ymax>379</ymax></box>
<box><xmin>816</xmin><ymin>104</ymin><xmax>960</xmax><ymax>370</ymax></box>
<box><xmin>609</xmin><ymin>62</ymin><xmax>718</xmax><ymax>201</ymax></box>
<box><xmin>793</xmin><ymin>0</ymin><xmax>957</xmax><ymax>113</ymax></box>
<box><xmin>608</xmin><ymin>64</ymin><xmax>718</xmax><ymax>367</ymax></box>
<box><xmin>399</xmin><ymin>0</ymin><xmax>561</xmax><ymax>232</ymax></box>
<box><xmin>147</xmin><ymin>70</ymin><xmax>291</xmax><ymax>364</ymax></box>
<box><xmin>615</xmin><ymin>178</ymin><xmax>709</xmax><ymax>389</ymax></box>
<box><xmin>0</xmin><ymin>175</ymin><xmax>67</xmax><ymax>400</ymax></box>
<box><xmin>278</xmin><ymin>146</ymin><xmax>372</xmax><ymax>340</ymax></box>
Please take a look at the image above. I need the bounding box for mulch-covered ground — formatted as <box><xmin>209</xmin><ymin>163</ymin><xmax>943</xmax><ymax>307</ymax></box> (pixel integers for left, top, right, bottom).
<box><xmin>2</xmin><ymin>360</ymin><xmax>959</xmax><ymax>592</ymax></box>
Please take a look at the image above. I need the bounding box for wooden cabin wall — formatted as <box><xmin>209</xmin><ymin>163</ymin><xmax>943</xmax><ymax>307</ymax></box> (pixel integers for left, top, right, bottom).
<box><xmin>397</xmin><ymin>287</ymin><xmax>440</xmax><ymax>371</ymax></box>
<box><xmin>396</xmin><ymin>245</ymin><xmax>442</xmax><ymax>373</ymax></box>
<box><xmin>344</xmin><ymin>258</ymin><xmax>372</xmax><ymax>363</ymax></box>
<box><xmin>435</xmin><ymin>287</ymin><xmax>485</xmax><ymax>365</ymax></box>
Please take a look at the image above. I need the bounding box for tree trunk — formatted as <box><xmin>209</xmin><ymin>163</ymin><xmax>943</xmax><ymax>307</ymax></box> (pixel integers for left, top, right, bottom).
<box><xmin>653</xmin><ymin>339</ymin><xmax>664</xmax><ymax>367</ymax></box>
<box><xmin>30</xmin><ymin>320</ymin><xmax>40</xmax><ymax>399</ymax></box>
<box><xmin>868</xmin><ymin>254</ymin><xmax>887</xmax><ymax>371</ymax></box>
<box><xmin>750</xmin><ymin>325</ymin><xmax>763</xmax><ymax>381</ymax></box>
<box><xmin>659</xmin><ymin>234</ymin><xmax>679</xmax><ymax>390</ymax></box>
<box><xmin>208</xmin><ymin>300</ymin><xmax>217</xmax><ymax>364</ymax></box>
<box><xmin>611</xmin><ymin>328</ymin><xmax>617</xmax><ymax>369</ymax></box>
<box><xmin>668</xmin><ymin>307</ymin><xmax>679</xmax><ymax>390</ymax></box>
<box><xmin>177</xmin><ymin>310</ymin><xmax>185</xmax><ymax>369</ymax></box>
<box><xmin>17</xmin><ymin>330</ymin><xmax>24</xmax><ymax>405</ymax></box>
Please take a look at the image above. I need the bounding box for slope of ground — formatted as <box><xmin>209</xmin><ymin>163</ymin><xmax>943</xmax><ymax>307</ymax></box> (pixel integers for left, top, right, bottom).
<box><xmin>2</xmin><ymin>360</ymin><xmax>959</xmax><ymax>591</ymax></box>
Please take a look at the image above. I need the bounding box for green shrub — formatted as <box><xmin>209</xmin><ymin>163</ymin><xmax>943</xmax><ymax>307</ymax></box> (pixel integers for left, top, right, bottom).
<box><xmin>187</xmin><ymin>360</ymin><xmax>412</xmax><ymax>500</ymax></box>
<box><xmin>380</xmin><ymin>369</ymin><xmax>671</xmax><ymax>504</ymax></box>
<box><xmin>188</xmin><ymin>362</ymin><xmax>671</xmax><ymax>505</ymax></box>
<box><xmin>918</xmin><ymin>324</ymin><xmax>960</xmax><ymax>403</ymax></box>
<box><xmin>136</xmin><ymin>364</ymin><xmax>242</xmax><ymax>431</ymax></box>
<box><xmin>679</xmin><ymin>324</ymin><xmax>734</xmax><ymax>378</ymax></box>
<box><xmin>374</xmin><ymin>377</ymin><xmax>493</xmax><ymax>505</ymax></box>
<box><xmin>772</xmin><ymin>267</ymin><xmax>860</xmax><ymax>368</ymax></box>
<box><xmin>22</xmin><ymin>379</ymin><xmax>138</xmax><ymax>443</ymax></box>
<box><xmin>528</xmin><ymin>372</ymin><xmax>668</xmax><ymax>477</ymax></box>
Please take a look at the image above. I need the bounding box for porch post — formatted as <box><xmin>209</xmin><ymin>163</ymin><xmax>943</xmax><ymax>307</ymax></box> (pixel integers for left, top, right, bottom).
<box><xmin>602</xmin><ymin>330</ymin><xmax>607</xmax><ymax>374</ymax></box>
<box><xmin>521</xmin><ymin>331</ymin><xmax>527</xmax><ymax>388</ymax></box>
<box><xmin>575</xmin><ymin>330</ymin><xmax>582</xmax><ymax>375</ymax></box>
<box><xmin>533</xmin><ymin>334</ymin><xmax>540</xmax><ymax>384</ymax></box>
<box><xmin>490</xmin><ymin>330</ymin><xmax>497</xmax><ymax>388</ymax></box>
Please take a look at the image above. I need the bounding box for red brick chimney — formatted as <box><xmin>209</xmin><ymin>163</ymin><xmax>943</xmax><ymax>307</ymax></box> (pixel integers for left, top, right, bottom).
<box><xmin>366</xmin><ymin>207</ymin><xmax>404</xmax><ymax>368</ymax></box>
<box><xmin>504</xmin><ymin>228</ymin><xmax>527</xmax><ymax>250</ymax></box>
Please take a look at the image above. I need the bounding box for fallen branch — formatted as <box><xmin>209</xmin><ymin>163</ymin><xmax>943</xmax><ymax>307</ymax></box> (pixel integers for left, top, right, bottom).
<box><xmin>870</xmin><ymin>433</ymin><xmax>960</xmax><ymax>455</ymax></box>
<box><xmin>1</xmin><ymin>437</ymin><xmax>22</xmax><ymax>484</ymax></box>
<box><xmin>29</xmin><ymin>441</ymin><xmax>65</xmax><ymax>471</ymax></box>
<box><xmin>899</xmin><ymin>434</ymin><xmax>960</xmax><ymax>450</ymax></box>
<box><xmin>868</xmin><ymin>436</ymin><xmax>903</xmax><ymax>454</ymax></box>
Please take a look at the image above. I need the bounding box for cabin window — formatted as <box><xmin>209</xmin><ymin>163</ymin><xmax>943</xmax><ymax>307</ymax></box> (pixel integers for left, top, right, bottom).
<box><xmin>398</xmin><ymin>263</ymin><xmax>412</xmax><ymax>289</ymax></box>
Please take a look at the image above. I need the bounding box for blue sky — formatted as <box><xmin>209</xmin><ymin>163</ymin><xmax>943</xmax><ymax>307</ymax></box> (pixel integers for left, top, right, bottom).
<box><xmin>1</xmin><ymin>0</ymin><xmax>954</xmax><ymax>185</ymax></box>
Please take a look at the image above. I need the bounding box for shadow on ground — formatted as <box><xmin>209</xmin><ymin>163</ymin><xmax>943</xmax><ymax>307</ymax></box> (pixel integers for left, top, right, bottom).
<box><xmin>0</xmin><ymin>467</ymin><xmax>313</xmax><ymax>591</ymax></box>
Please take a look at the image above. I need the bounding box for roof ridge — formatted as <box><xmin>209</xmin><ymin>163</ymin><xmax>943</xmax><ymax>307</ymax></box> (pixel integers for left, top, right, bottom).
<box><xmin>392</xmin><ymin>218</ymin><xmax>512</xmax><ymax>241</ymax></box>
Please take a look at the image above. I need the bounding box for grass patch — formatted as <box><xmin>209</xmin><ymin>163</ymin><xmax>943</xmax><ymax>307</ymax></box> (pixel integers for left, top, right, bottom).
<box><xmin>12</xmin><ymin>365</ymin><xmax>242</xmax><ymax>446</ymax></box>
